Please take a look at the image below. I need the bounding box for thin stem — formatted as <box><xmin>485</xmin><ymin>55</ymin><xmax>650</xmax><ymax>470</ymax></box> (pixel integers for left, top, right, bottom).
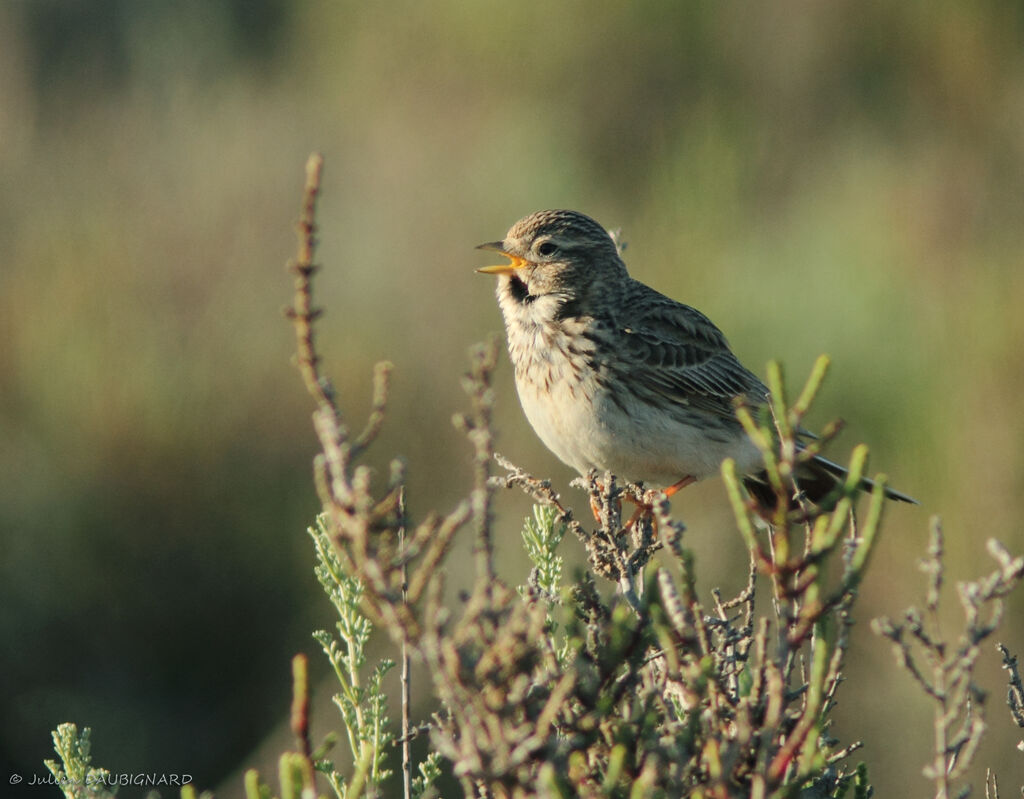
<box><xmin>290</xmin><ymin>654</ymin><xmax>313</xmax><ymax>762</ymax></box>
<box><xmin>287</xmin><ymin>153</ymin><xmax>340</xmax><ymax>416</ymax></box>
<box><xmin>399</xmin><ymin>487</ymin><xmax>412</xmax><ymax>799</ymax></box>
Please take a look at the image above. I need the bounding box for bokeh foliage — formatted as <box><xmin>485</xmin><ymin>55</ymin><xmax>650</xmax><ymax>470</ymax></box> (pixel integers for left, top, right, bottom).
<box><xmin>2</xmin><ymin>1</ymin><xmax>1023</xmax><ymax>795</ymax></box>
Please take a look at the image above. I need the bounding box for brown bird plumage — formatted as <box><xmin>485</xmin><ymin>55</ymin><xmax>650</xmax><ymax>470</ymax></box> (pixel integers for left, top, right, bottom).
<box><xmin>478</xmin><ymin>209</ymin><xmax>916</xmax><ymax>507</ymax></box>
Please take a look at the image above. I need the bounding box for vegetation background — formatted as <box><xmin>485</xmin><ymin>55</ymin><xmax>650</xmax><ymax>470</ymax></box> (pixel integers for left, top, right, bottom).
<box><xmin>2</xmin><ymin>1</ymin><xmax>1022</xmax><ymax>795</ymax></box>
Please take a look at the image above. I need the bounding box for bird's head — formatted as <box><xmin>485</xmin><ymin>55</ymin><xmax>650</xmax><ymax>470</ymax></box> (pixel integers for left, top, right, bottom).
<box><xmin>476</xmin><ymin>210</ymin><xmax>627</xmax><ymax>303</ymax></box>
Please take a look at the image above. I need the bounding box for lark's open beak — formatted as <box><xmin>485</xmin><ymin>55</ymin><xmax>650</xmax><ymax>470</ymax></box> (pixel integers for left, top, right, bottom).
<box><xmin>475</xmin><ymin>241</ymin><xmax>528</xmax><ymax>275</ymax></box>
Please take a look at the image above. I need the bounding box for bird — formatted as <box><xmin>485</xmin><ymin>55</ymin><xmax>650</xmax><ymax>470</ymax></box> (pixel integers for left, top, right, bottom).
<box><xmin>476</xmin><ymin>209</ymin><xmax>917</xmax><ymax>510</ymax></box>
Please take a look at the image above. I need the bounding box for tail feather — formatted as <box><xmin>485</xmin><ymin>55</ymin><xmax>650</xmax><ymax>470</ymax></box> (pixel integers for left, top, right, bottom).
<box><xmin>742</xmin><ymin>453</ymin><xmax>918</xmax><ymax>509</ymax></box>
<box><xmin>811</xmin><ymin>453</ymin><xmax>918</xmax><ymax>504</ymax></box>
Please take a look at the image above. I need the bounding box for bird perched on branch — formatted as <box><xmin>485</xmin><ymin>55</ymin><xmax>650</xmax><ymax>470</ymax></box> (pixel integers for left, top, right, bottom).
<box><xmin>477</xmin><ymin>209</ymin><xmax>916</xmax><ymax>509</ymax></box>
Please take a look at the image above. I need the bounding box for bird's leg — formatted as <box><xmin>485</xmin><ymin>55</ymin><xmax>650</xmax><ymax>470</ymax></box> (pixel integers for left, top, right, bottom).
<box><xmin>589</xmin><ymin>474</ymin><xmax>697</xmax><ymax>529</ymax></box>
<box><xmin>622</xmin><ymin>498</ymin><xmax>649</xmax><ymax>531</ymax></box>
<box><xmin>662</xmin><ymin>475</ymin><xmax>697</xmax><ymax>497</ymax></box>
<box><xmin>622</xmin><ymin>475</ymin><xmax>696</xmax><ymax>530</ymax></box>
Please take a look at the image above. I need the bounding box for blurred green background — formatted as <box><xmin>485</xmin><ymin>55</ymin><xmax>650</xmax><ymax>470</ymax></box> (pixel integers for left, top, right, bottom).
<box><xmin>2</xmin><ymin>0</ymin><xmax>1023</xmax><ymax>795</ymax></box>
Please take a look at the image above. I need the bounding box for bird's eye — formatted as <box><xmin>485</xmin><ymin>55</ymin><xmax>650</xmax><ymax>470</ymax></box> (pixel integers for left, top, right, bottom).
<box><xmin>537</xmin><ymin>241</ymin><xmax>558</xmax><ymax>257</ymax></box>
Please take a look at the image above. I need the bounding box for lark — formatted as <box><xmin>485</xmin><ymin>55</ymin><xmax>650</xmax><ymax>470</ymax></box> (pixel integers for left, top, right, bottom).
<box><xmin>477</xmin><ymin>209</ymin><xmax>916</xmax><ymax>508</ymax></box>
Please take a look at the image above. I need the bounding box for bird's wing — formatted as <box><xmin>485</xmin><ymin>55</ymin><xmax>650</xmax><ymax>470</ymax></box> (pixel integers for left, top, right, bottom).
<box><xmin>610</xmin><ymin>282</ymin><xmax>769</xmax><ymax>421</ymax></box>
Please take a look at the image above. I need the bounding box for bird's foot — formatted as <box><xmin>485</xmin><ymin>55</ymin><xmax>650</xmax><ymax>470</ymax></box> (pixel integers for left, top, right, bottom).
<box><xmin>587</xmin><ymin>475</ymin><xmax>630</xmax><ymax>527</ymax></box>
<box><xmin>587</xmin><ymin>474</ymin><xmax>695</xmax><ymax>531</ymax></box>
<box><xmin>620</xmin><ymin>475</ymin><xmax>695</xmax><ymax>531</ymax></box>
<box><xmin>622</xmin><ymin>498</ymin><xmax>650</xmax><ymax>531</ymax></box>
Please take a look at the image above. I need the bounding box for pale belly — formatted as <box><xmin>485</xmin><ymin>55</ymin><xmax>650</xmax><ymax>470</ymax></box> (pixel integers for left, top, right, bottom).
<box><xmin>499</xmin><ymin>282</ymin><xmax>763</xmax><ymax>486</ymax></box>
<box><xmin>514</xmin><ymin>368</ymin><xmax>763</xmax><ymax>488</ymax></box>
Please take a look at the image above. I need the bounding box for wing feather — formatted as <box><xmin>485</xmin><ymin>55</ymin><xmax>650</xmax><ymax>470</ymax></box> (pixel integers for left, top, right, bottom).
<box><xmin>610</xmin><ymin>281</ymin><xmax>768</xmax><ymax>421</ymax></box>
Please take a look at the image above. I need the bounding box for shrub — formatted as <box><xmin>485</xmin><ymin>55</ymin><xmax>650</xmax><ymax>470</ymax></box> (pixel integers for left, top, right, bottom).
<box><xmin>44</xmin><ymin>155</ymin><xmax>1024</xmax><ymax>799</ymax></box>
